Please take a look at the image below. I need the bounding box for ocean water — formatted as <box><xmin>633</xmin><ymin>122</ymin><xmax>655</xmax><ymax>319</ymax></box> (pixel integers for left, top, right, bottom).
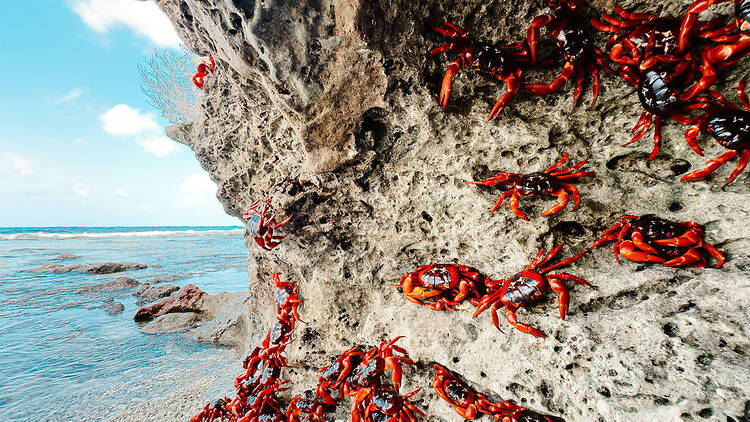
<box><xmin>0</xmin><ymin>227</ymin><xmax>249</xmax><ymax>421</ymax></box>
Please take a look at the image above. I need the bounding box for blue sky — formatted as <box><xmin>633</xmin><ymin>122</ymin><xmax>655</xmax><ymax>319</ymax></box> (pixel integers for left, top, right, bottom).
<box><xmin>0</xmin><ymin>1</ymin><xmax>238</xmax><ymax>227</ymax></box>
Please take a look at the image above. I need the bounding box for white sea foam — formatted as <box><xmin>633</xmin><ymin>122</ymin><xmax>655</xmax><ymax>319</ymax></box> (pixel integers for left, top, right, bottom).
<box><xmin>0</xmin><ymin>228</ymin><xmax>243</xmax><ymax>240</ymax></box>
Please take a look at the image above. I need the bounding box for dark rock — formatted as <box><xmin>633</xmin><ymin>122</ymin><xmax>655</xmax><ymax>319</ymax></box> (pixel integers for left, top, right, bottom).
<box><xmin>33</xmin><ymin>262</ymin><xmax>147</xmax><ymax>274</ymax></box>
<box><xmin>133</xmin><ymin>284</ymin><xmax>205</xmax><ymax>322</ymax></box>
<box><xmin>140</xmin><ymin>312</ymin><xmax>202</xmax><ymax>334</ymax></box>
<box><xmin>76</xmin><ymin>276</ymin><xmax>140</xmax><ymax>293</ymax></box>
<box><xmin>135</xmin><ymin>283</ymin><xmax>180</xmax><ymax>306</ymax></box>
<box><xmin>83</xmin><ymin>262</ymin><xmax>147</xmax><ymax>274</ymax></box>
<box><xmin>105</xmin><ymin>302</ymin><xmax>125</xmax><ymax>315</ymax></box>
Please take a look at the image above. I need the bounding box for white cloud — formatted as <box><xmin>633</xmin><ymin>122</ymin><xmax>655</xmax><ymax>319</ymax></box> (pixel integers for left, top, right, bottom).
<box><xmin>100</xmin><ymin>104</ymin><xmax>159</xmax><ymax>137</ymax></box>
<box><xmin>56</xmin><ymin>87</ymin><xmax>85</xmax><ymax>103</ymax></box>
<box><xmin>176</xmin><ymin>172</ymin><xmax>218</xmax><ymax>206</ymax></box>
<box><xmin>5</xmin><ymin>153</ymin><xmax>33</xmax><ymax>176</ymax></box>
<box><xmin>115</xmin><ymin>188</ymin><xmax>129</xmax><ymax>198</ymax></box>
<box><xmin>136</xmin><ymin>136</ymin><xmax>181</xmax><ymax>157</ymax></box>
<box><xmin>74</xmin><ymin>182</ymin><xmax>90</xmax><ymax>197</ymax></box>
<box><xmin>138</xmin><ymin>204</ymin><xmax>151</xmax><ymax>211</ymax></box>
<box><xmin>72</xmin><ymin>0</ymin><xmax>182</xmax><ymax>47</ymax></box>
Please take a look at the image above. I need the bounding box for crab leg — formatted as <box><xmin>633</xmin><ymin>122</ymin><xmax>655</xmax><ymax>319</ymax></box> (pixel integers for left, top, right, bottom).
<box><xmin>681</xmin><ymin>150</ymin><xmax>739</xmax><ymax>182</ymax></box>
<box><xmin>702</xmin><ymin>243</ymin><xmax>726</xmax><ymax>268</ymax></box>
<box><xmin>527</xmin><ymin>15</ymin><xmax>554</xmax><ymax>64</ymax></box>
<box><xmin>508</xmin><ymin>191</ymin><xmax>529</xmax><ymax>220</ymax></box>
<box><xmin>631</xmin><ymin>231</ymin><xmax>659</xmax><ymax>254</ymax></box>
<box><xmin>440</xmin><ymin>60</ymin><xmax>461</xmax><ymax>108</ymax></box>
<box><xmin>664</xmin><ymin>248</ymin><xmax>704</xmax><ymax>267</ymax></box>
<box><xmin>544</xmin><ymin>152</ymin><xmax>570</xmax><ymax>173</ymax></box>
<box><xmin>488</xmin><ymin>68</ymin><xmax>522</xmax><ymax>120</ymax></box>
<box><xmin>540</xmin><ymin>188</ymin><xmax>569</xmax><ymax>216</ymax></box>
<box><xmin>649</xmin><ymin>116</ymin><xmax>664</xmax><ymax>159</ymax></box>
<box><xmin>506</xmin><ymin>307</ymin><xmax>546</xmax><ymax>337</ymax></box>
<box><xmin>490</xmin><ymin>189</ymin><xmax>515</xmax><ymax>216</ymax></box>
<box><xmin>522</xmin><ymin>61</ymin><xmax>575</xmax><ymax>95</ymax></box>
<box><xmin>550</xmin><ymin>272</ymin><xmax>596</xmax><ymax>288</ymax></box>
<box><xmin>619</xmin><ymin>240</ymin><xmax>666</xmax><ymax>263</ymax></box>
<box><xmin>653</xmin><ymin>222</ymin><xmax>703</xmax><ymax>247</ymax></box>
<box><xmin>683</xmin><ymin>122</ymin><xmax>705</xmax><ymax>156</ymax></box>
<box><xmin>726</xmin><ymin>149</ymin><xmax>750</xmax><ymax>184</ymax></box>
<box><xmin>560</xmin><ymin>183</ymin><xmax>581</xmax><ymax>210</ymax></box>
<box><xmin>548</xmin><ymin>277</ymin><xmax>570</xmax><ymax>320</ymax></box>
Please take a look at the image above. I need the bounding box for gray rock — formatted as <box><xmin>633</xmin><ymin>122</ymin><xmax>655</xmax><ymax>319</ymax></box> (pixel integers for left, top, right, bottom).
<box><xmin>105</xmin><ymin>302</ymin><xmax>125</xmax><ymax>315</ymax></box>
<box><xmin>149</xmin><ymin>274</ymin><xmax>186</xmax><ymax>284</ymax></box>
<box><xmin>76</xmin><ymin>276</ymin><xmax>140</xmax><ymax>293</ymax></box>
<box><xmin>141</xmin><ymin>312</ymin><xmax>203</xmax><ymax>334</ymax></box>
<box><xmin>55</xmin><ymin>253</ymin><xmax>79</xmax><ymax>259</ymax></box>
<box><xmin>33</xmin><ymin>262</ymin><xmax>147</xmax><ymax>274</ymax></box>
<box><xmin>84</xmin><ymin>262</ymin><xmax>147</xmax><ymax>274</ymax></box>
<box><xmin>153</xmin><ymin>0</ymin><xmax>750</xmax><ymax>420</ymax></box>
<box><xmin>135</xmin><ymin>283</ymin><xmax>180</xmax><ymax>306</ymax></box>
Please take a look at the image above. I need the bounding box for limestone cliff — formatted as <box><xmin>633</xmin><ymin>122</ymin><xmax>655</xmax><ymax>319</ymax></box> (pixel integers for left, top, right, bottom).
<box><xmin>158</xmin><ymin>0</ymin><xmax>750</xmax><ymax>420</ymax></box>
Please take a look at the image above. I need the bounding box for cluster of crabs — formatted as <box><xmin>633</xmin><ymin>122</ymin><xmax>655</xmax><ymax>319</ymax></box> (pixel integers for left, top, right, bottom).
<box><xmin>189</xmin><ymin>273</ymin><xmax>560</xmax><ymax>421</ymax></box>
<box><xmin>193</xmin><ymin>56</ymin><xmax>215</xmax><ymax>90</ymax></box>
<box><xmin>432</xmin><ymin>0</ymin><xmax>750</xmax><ymax>185</ymax></box>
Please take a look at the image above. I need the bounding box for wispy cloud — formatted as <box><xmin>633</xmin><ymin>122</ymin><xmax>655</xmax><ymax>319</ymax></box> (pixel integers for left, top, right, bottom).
<box><xmin>56</xmin><ymin>87</ymin><xmax>85</xmax><ymax>104</ymax></box>
<box><xmin>5</xmin><ymin>152</ymin><xmax>33</xmax><ymax>176</ymax></box>
<box><xmin>115</xmin><ymin>188</ymin><xmax>129</xmax><ymax>198</ymax></box>
<box><xmin>136</xmin><ymin>136</ymin><xmax>182</xmax><ymax>157</ymax></box>
<box><xmin>100</xmin><ymin>104</ymin><xmax>159</xmax><ymax>137</ymax></box>
<box><xmin>176</xmin><ymin>172</ymin><xmax>218</xmax><ymax>206</ymax></box>
<box><xmin>72</xmin><ymin>0</ymin><xmax>182</xmax><ymax>47</ymax></box>
<box><xmin>74</xmin><ymin>182</ymin><xmax>91</xmax><ymax>197</ymax></box>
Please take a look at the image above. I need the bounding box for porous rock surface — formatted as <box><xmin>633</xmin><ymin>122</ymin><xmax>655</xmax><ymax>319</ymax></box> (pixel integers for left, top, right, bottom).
<box><xmin>157</xmin><ymin>0</ymin><xmax>750</xmax><ymax>420</ymax></box>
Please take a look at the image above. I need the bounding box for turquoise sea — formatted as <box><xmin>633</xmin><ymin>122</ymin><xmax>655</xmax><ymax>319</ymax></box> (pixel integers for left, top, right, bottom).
<box><xmin>0</xmin><ymin>226</ymin><xmax>248</xmax><ymax>421</ymax></box>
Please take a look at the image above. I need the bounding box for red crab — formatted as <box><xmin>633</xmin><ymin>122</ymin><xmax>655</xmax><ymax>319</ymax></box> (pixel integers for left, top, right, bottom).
<box><xmin>472</xmin><ymin>245</ymin><xmax>595</xmax><ymax>338</ymax></box>
<box><xmin>272</xmin><ymin>272</ymin><xmax>303</xmax><ymax>322</ymax></box>
<box><xmin>467</xmin><ymin>152</ymin><xmax>594</xmax><ymax>221</ymax></box>
<box><xmin>351</xmin><ymin>386</ymin><xmax>424</xmax><ymax>422</ymax></box>
<box><xmin>396</xmin><ymin>264</ymin><xmax>488</xmax><ymax>311</ymax></box>
<box><xmin>485</xmin><ymin>401</ymin><xmax>565</xmax><ymax>422</ymax></box>
<box><xmin>681</xmin><ymin>76</ymin><xmax>750</xmax><ymax>184</ymax></box>
<box><xmin>242</xmin><ymin>197</ymin><xmax>293</xmax><ymax>250</ymax></box>
<box><xmin>587</xmin><ymin>215</ymin><xmax>725</xmax><ymax>268</ymax></box>
<box><xmin>316</xmin><ymin>345</ymin><xmax>364</xmax><ymax>405</ymax></box>
<box><xmin>591</xmin><ymin>7</ymin><xmax>722</xmax><ymax>158</ymax></box>
<box><xmin>286</xmin><ymin>398</ymin><xmax>333</xmax><ymax>422</ymax></box>
<box><xmin>348</xmin><ymin>337</ymin><xmax>415</xmax><ymax>397</ymax></box>
<box><xmin>524</xmin><ymin>0</ymin><xmax>613</xmax><ymax>108</ymax></box>
<box><xmin>190</xmin><ymin>397</ymin><xmax>232</xmax><ymax>422</ymax></box>
<box><xmin>678</xmin><ymin>0</ymin><xmax>750</xmax><ymax>99</ymax></box>
<box><xmin>432</xmin><ymin>364</ymin><xmax>495</xmax><ymax>420</ymax></box>
<box><xmin>431</xmin><ymin>22</ymin><xmax>535</xmax><ymax>119</ymax></box>
<box><xmin>193</xmin><ymin>55</ymin><xmax>216</xmax><ymax>89</ymax></box>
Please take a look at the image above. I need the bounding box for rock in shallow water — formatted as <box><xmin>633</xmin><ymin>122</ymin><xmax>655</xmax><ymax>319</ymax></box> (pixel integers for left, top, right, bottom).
<box><xmin>155</xmin><ymin>0</ymin><xmax>750</xmax><ymax>420</ymax></box>
<box><xmin>76</xmin><ymin>276</ymin><xmax>140</xmax><ymax>293</ymax></box>
<box><xmin>134</xmin><ymin>283</ymin><xmax>205</xmax><ymax>323</ymax></box>
<box><xmin>105</xmin><ymin>301</ymin><xmax>125</xmax><ymax>315</ymax></box>
<box><xmin>134</xmin><ymin>283</ymin><xmax>180</xmax><ymax>306</ymax></box>
<box><xmin>33</xmin><ymin>262</ymin><xmax>147</xmax><ymax>274</ymax></box>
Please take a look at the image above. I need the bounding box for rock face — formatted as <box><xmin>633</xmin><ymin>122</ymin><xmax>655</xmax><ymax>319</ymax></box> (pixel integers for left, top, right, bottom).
<box><xmin>157</xmin><ymin>0</ymin><xmax>750</xmax><ymax>420</ymax></box>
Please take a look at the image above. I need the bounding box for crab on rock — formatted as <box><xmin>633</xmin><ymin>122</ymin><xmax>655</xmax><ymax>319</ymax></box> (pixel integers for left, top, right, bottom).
<box><xmin>678</xmin><ymin>0</ymin><xmax>750</xmax><ymax>99</ymax></box>
<box><xmin>352</xmin><ymin>386</ymin><xmax>424</xmax><ymax>422</ymax></box>
<box><xmin>591</xmin><ymin>7</ymin><xmax>719</xmax><ymax>158</ymax></box>
<box><xmin>681</xmin><ymin>76</ymin><xmax>750</xmax><ymax>184</ymax></box>
<box><xmin>524</xmin><ymin>0</ymin><xmax>613</xmax><ymax>108</ymax></box>
<box><xmin>588</xmin><ymin>215</ymin><xmax>725</xmax><ymax>268</ymax></box>
<box><xmin>396</xmin><ymin>264</ymin><xmax>488</xmax><ymax>310</ymax></box>
<box><xmin>431</xmin><ymin>22</ymin><xmax>535</xmax><ymax>119</ymax></box>
<box><xmin>193</xmin><ymin>56</ymin><xmax>215</xmax><ymax>89</ymax></box>
<box><xmin>467</xmin><ymin>152</ymin><xmax>594</xmax><ymax>221</ymax></box>
<box><xmin>316</xmin><ymin>345</ymin><xmax>364</xmax><ymax>406</ymax></box>
<box><xmin>432</xmin><ymin>364</ymin><xmax>495</xmax><ymax>420</ymax></box>
<box><xmin>242</xmin><ymin>197</ymin><xmax>293</xmax><ymax>250</ymax></box>
<box><xmin>472</xmin><ymin>245</ymin><xmax>595</xmax><ymax>338</ymax></box>
<box><xmin>485</xmin><ymin>401</ymin><xmax>565</xmax><ymax>422</ymax></box>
